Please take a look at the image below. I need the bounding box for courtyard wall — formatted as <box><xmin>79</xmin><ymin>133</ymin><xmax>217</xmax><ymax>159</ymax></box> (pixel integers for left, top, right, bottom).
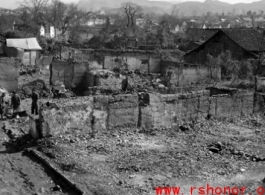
<box><xmin>40</xmin><ymin>90</ymin><xmax>255</xmax><ymax>135</ymax></box>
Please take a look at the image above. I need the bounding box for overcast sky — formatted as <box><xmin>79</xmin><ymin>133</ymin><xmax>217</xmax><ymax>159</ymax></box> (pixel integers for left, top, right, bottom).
<box><xmin>0</xmin><ymin>0</ymin><xmax>262</xmax><ymax>9</ymax></box>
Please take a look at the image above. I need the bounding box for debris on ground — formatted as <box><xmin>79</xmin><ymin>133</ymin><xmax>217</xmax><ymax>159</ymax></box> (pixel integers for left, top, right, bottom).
<box><xmin>18</xmin><ymin>79</ymin><xmax>52</xmax><ymax>99</ymax></box>
<box><xmin>24</xmin><ymin>116</ymin><xmax>265</xmax><ymax>195</ymax></box>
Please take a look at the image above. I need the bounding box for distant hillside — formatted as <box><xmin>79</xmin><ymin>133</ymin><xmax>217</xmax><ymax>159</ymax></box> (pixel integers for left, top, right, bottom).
<box><xmin>77</xmin><ymin>0</ymin><xmax>180</xmax><ymax>14</ymax></box>
<box><xmin>171</xmin><ymin>0</ymin><xmax>265</xmax><ymax>16</ymax></box>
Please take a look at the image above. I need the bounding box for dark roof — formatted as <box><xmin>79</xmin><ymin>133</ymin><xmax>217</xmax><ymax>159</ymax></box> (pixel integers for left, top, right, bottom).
<box><xmin>221</xmin><ymin>29</ymin><xmax>264</xmax><ymax>52</ymax></box>
<box><xmin>186</xmin><ymin>28</ymin><xmax>219</xmax><ymax>42</ymax></box>
<box><xmin>185</xmin><ymin>29</ymin><xmax>265</xmax><ymax>56</ymax></box>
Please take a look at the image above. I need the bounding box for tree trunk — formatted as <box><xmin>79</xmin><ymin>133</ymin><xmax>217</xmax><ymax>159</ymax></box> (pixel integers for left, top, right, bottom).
<box><xmin>126</xmin><ymin>14</ymin><xmax>130</xmax><ymax>28</ymax></box>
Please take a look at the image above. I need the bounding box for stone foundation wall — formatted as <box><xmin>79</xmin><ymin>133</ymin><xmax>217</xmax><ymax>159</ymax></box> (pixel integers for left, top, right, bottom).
<box><xmin>40</xmin><ymin>90</ymin><xmax>255</xmax><ymax>135</ymax></box>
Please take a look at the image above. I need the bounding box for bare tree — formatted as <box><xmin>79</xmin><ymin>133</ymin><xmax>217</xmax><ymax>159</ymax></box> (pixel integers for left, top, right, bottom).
<box><xmin>46</xmin><ymin>1</ymin><xmax>91</xmax><ymax>37</ymax></box>
<box><xmin>18</xmin><ymin>0</ymin><xmax>49</xmax><ymax>22</ymax></box>
<box><xmin>45</xmin><ymin>0</ymin><xmax>67</xmax><ymax>37</ymax></box>
<box><xmin>59</xmin><ymin>4</ymin><xmax>91</xmax><ymax>36</ymax></box>
<box><xmin>121</xmin><ymin>2</ymin><xmax>142</xmax><ymax>28</ymax></box>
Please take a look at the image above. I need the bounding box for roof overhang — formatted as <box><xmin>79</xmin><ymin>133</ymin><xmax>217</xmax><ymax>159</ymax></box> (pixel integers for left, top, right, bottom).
<box><xmin>6</xmin><ymin>38</ymin><xmax>42</xmax><ymax>50</ymax></box>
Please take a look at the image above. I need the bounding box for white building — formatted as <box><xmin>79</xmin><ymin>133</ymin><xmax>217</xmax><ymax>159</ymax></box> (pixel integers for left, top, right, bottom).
<box><xmin>87</xmin><ymin>19</ymin><xmax>95</xmax><ymax>26</ymax></box>
<box><xmin>40</xmin><ymin>25</ymin><xmax>45</xmax><ymax>36</ymax></box>
<box><xmin>95</xmin><ymin>18</ymin><xmax>106</xmax><ymax>25</ymax></box>
<box><xmin>50</xmin><ymin>26</ymin><xmax>55</xmax><ymax>38</ymax></box>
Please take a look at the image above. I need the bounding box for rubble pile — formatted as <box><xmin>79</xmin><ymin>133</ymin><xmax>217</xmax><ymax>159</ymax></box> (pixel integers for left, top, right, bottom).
<box><xmin>84</xmin><ymin>69</ymin><xmax>122</xmax><ymax>95</ymax></box>
<box><xmin>18</xmin><ymin>79</ymin><xmax>52</xmax><ymax>99</ymax></box>
<box><xmin>52</xmin><ymin>81</ymin><xmax>76</xmax><ymax>98</ymax></box>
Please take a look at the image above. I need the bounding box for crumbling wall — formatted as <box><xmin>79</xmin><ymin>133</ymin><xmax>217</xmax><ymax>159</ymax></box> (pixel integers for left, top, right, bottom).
<box><xmin>40</xmin><ymin>90</ymin><xmax>256</xmax><ymax>135</ymax></box>
<box><xmin>0</xmin><ymin>58</ymin><xmax>19</xmax><ymax>91</ymax></box>
<box><xmin>142</xmin><ymin>92</ymin><xmax>210</xmax><ymax>128</ymax></box>
<box><xmin>103</xmin><ymin>54</ymin><xmax>160</xmax><ymax>73</ymax></box>
<box><xmin>41</xmin><ymin>97</ymin><xmax>94</xmax><ymax>136</ymax></box>
<box><xmin>85</xmin><ymin>71</ymin><xmax>121</xmax><ymax>90</ymax></box>
<box><xmin>104</xmin><ymin>55</ymin><xmax>147</xmax><ymax>71</ymax></box>
<box><xmin>162</xmin><ymin>62</ymin><xmax>221</xmax><ymax>86</ymax></box>
<box><xmin>50</xmin><ymin>60</ymin><xmax>73</xmax><ymax>88</ymax></box>
<box><xmin>50</xmin><ymin>60</ymin><xmax>89</xmax><ymax>90</ymax></box>
<box><xmin>71</xmin><ymin>62</ymin><xmax>89</xmax><ymax>89</ymax></box>
<box><xmin>41</xmin><ymin>94</ymin><xmax>138</xmax><ymax>135</ymax></box>
<box><xmin>142</xmin><ymin>90</ymin><xmax>254</xmax><ymax>128</ymax></box>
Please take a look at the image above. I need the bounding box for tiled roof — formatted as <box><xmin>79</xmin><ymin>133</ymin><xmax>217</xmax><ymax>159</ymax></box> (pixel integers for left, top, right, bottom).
<box><xmin>222</xmin><ymin>29</ymin><xmax>264</xmax><ymax>51</ymax></box>
<box><xmin>185</xmin><ymin>29</ymin><xmax>265</xmax><ymax>56</ymax></box>
<box><xmin>186</xmin><ymin>28</ymin><xmax>219</xmax><ymax>42</ymax></box>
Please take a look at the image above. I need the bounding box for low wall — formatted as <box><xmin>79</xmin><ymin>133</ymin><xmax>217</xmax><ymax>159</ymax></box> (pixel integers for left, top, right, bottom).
<box><xmin>162</xmin><ymin>61</ymin><xmax>221</xmax><ymax>86</ymax></box>
<box><xmin>39</xmin><ymin>90</ymin><xmax>256</xmax><ymax>135</ymax></box>
<box><xmin>73</xmin><ymin>50</ymin><xmax>161</xmax><ymax>73</ymax></box>
<box><xmin>0</xmin><ymin>58</ymin><xmax>19</xmax><ymax>91</ymax></box>
<box><xmin>50</xmin><ymin>60</ymin><xmax>123</xmax><ymax>92</ymax></box>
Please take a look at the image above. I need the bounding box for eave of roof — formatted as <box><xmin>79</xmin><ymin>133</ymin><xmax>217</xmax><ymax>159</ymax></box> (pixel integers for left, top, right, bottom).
<box><xmin>6</xmin><ymin>38</ymin><xmax>42</xmax><ymax>50</ymax></box>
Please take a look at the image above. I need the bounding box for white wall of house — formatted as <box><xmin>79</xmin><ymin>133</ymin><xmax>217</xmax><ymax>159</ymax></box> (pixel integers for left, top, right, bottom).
<box><xmin>40</xmin><ymin>25</ymin><xmax>45</xmax><ymax>36</ymax></box>
<box><xmin>50</xmin><ymin>26</ymin><xmax>55</xmax><ymax>38</ymax></box>
<box><xmin>87</xmin><ymin>20</ymin><xmax>95</xmax><ymax>26</ymax></box>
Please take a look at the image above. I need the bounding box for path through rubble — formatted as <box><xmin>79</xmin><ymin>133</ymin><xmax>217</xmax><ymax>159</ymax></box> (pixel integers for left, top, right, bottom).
<box><xmin>0</xmin><ymin>121</ymin><xmax>78</xmax><ymax>195</ymax></box>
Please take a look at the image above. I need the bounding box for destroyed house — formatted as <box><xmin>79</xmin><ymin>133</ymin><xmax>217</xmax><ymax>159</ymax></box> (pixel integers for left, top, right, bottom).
<box><xmin>184</xmin><ymin>29</ymin><xmax>263</xmax><ymax>65</ymax></box>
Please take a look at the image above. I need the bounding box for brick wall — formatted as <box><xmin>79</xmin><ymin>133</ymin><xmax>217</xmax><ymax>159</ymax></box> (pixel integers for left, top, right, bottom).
<box><xmin>40</xmin><ymin>90</ymin><xmax>256</xmax><ymax>135</ymax></box>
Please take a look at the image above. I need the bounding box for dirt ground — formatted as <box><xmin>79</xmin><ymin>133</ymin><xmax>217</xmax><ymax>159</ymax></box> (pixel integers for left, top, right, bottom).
<box><xmin>34</xmin><ymin>116</ymin><xmax>265</xmax><ymax>195</ymax></box>
<box><xmin>0</xmin><ymin>121</ymin><xmax>78</xmax><ymax>195</ymax></box>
